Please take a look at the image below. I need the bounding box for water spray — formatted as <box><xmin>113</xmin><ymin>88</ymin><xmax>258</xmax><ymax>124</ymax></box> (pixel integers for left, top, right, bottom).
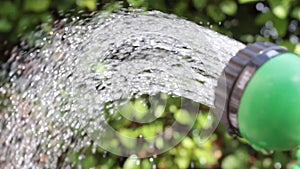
<box><xmin>215</xmin><ymin>41</ymin><xmax>300</xmax><ymax>166</ymax></box>
<box><xmin>2</xmin><ymin>9</ymin><xmax>300</xmax><ymax>167</ymax></box>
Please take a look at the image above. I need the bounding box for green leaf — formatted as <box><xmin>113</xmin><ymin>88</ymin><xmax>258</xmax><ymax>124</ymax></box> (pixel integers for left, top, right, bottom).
<box><xmin>273</xmin><ymin>17</ymin><xmax>288</xmax><ymax>36</ymax></box>
<box><xmin>123</xmin><ymin>157</ymin><xmax>140</xmax><ymax>169</ymax></box>
<box><xmin>17</xmin><ymin>16</ymin><xmax>37</xmax><ymax>34</ymax></box>
<box><xmin>102</xmin><ymin>1</ymin><xmax>123</xmax><ymax>13</ymax></box>
<box><xmin>147</xmin><ymin>0</ymin><xmax>167</xmax><ymax>12</ymax></box>
<box><xmin>220</xmin><ymin>1</ymin><xmax>237</xmax><ymax>16</ymax></box>
<box><xmin>193</xmin><ymin>0</ymin><xmax>207</xmax><ymax>9</ymax></box>
<box><xmin>175</xmin><ymin>157</ymin><xmax>190</xmax><ymax>169</ymax></box>
<box><xmin>154</xmin><ymin>105</ymin><xmax>165</xmax><ymax>118</ymax></box>
<box><xmin>240</xmin><ymin>34</ymin><xmax>254</xmax><ymax>43</ymax></box>
<box><xmin>238</xmin><ymin>0</ymin><xmax>261</xmax><ymax>4</ymax></box>
<box><xmin>294</xmin><ymin>43</ymin><xmax>300</xmax><ymax>55</ymax></box>
<box><xmin>194</xmin><ymin>148</ymin><xmax>217</xmax><ymax>165</ymax></box>
<box><xmin>141</xmin><ymin>125</ymin><xmax>158</xmax><ymax>139</ymax></box>
<box><xmin>182</xmin><ymin>137</ymin><xmax>195</xmax><ymax>149</ymax></box>
<box><xmin>222</xmin><ymin>149</ymin><xmax>250</xmax><ymax>169</ymax></box>
<box><xmin>221</xmin><ymin>155</ymin><xmax>244</xmax><ymax>169</ymax></box>
<box><xmin>272</xmin><ymin>6</ymin><xmax>289</xmax><ymax>19</ymax></box>
<box><xmin>97</xmin><ymin>158</ymin><xmax>115</xmax><ymax>169</ymax></box>
<box><xmin>174</xmin><ymin>109</ymin><xmax>193</xmax><ymax>125</ymax></box>
<box><xmin>133</xmin><ymin>99</ymin><xmax>148</xmax><ymax>120</ymax></box>
<box><xmin>24</xmin><ymin>0</ymin><xmax>50</xmax><ymax>12</ymax></box>
<box><xmin>141</xmin><ymin>159</ymin><xmax>152</xmax><ymax>169</ymax></box>
<box><xmin>133</xmin><ymin>99</ymin><xmax>148</xmax><ymax>114</ymax></box>
<box><xmin>76</xmin><ymin>0</ymin><xmax>97</xmax><ymax>10</ymax></box>
<box><xmin>279</xmin><ymin>40</ymin><xmax>295</xmax><ymax>51</ymax></box>
<box><xmin>174</xmin><ymin>1</ymin><xmax>188</xmax><ymax>15</ymax></box>
<box><xmin>255</xmin><ymin>12</ymin><xmax>273</xmax><ymax>25</ymax></box>
<box><xmin>0</xmin><ymin>19</ymin><xmax>12</xmax><ymax>32</ymax></box>
<box><xmin>155</xmin><ymin>137</ymin><xmax>164</xmax><ymax>149</ymax></box>
<box><xmin>82</xmin><ymin>156</ymin><xmax>97</xmax><ymax>169</ymax></box>
<box><xmin>127</xmin><ymin>0</ymin><xmax>145</xmax><ymax>8</ymax></box>
<box><xmin>291</xmin><ymin>7</ymin><xmax>300</xmax><ymax>21</ymax></box>
<box><xmin>40</xmin><ymin>13</ymin><xmax>53</xmax><ymax>23</ymax></box>
<box><xmin>269</xmin><ymin>0</ymin><xmax>290</xmax><ymax>19</ymax></box>
<box><xmin>0</xmin><ymin>1</ymin><xmax>18</xmax><ymax>18</ymax></box>
<box><xmin>119</xmin><ymin>129</ymin><xmax>136</xmax><ymax>149</ymax></box>
<box><xmin>169</xmin><ymin>105</ymin><xmax>177</xmax><ymax>112</ymax></box>
<box><xmin>207</xmin><ymin>5</ymin><xmax>226</xmax><ymax>22</ymax></box>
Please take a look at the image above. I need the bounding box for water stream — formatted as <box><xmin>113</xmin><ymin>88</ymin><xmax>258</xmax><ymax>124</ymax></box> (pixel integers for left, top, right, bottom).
<box><xmin>0</xmin><ymin>10</ymin><xmax>244</xmax><ymax>168</ymax></box>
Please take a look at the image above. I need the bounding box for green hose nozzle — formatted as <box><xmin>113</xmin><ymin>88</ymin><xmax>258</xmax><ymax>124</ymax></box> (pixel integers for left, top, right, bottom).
<box><xmin>292</xmin><ymin>149</ymin><xmax>300</xmax><ymax>169</ymax></box>
<box><xmin>215</xmin><ymin>42</ymin><xmax>300</xmax><ymax>151</ymax></box>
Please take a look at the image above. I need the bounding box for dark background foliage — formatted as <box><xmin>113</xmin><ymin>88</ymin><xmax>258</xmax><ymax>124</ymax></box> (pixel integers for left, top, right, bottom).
<box><xmin>1</xmin><ymin>0</ymin><xmax>300</xmax><ymax>168</ymax></box>
<box><xmin>1</xmin><ymin>0</ymin><xmax>300</xmax><ymax>63</ymax></box>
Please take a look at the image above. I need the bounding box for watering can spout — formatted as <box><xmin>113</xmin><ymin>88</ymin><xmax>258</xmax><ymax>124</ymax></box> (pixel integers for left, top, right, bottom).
<box><xmin>215</xmin><ymin>41</ymin><xmax>300</xmax><ymax>151</ymax></box>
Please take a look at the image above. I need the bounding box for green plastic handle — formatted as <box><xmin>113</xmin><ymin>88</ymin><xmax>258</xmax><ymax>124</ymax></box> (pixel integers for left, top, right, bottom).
<box><xmin>238</xmin><ymin>52</ymin><xmax>300</xmax><ymax>151</ymax></box>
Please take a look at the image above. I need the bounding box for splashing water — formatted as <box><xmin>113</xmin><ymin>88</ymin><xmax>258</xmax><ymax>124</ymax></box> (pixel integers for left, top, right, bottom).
<box><xmin>0</xmin><ymin>10</ymin><xmax>244</xmax><ymax>168</ymax></box>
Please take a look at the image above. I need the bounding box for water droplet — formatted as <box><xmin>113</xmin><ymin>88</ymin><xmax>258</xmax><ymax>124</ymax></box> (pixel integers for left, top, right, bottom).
<box><xmin>274</xmin><ymin>162</ymin><xmax>282</xmax><ymax>169</ymax></box>
<box><xmin>103</xmin><ymin>151</ymin><xmax>107</xmax><ymax>158</ymax></box>
<box><xmin>136</xmin><ymin>159</ymin><xmax>141</xmax><ymax>165</ymax></box>
<box><xmin>190</xmin><ymin>161</ymin><xmax>195</xmax><ymax>168</ymax></box>
<box><xmin>78</xmin><ymin>155</ymin><xmax>84</xmax><ymax>161</ymax></box>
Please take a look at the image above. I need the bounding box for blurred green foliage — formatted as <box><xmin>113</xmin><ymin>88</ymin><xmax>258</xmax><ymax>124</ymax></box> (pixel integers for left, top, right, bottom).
<box><xmin>1</xmin><ymin>0</ymin><xmax>300</xmax><ymax>63</ymax></box>
<box><xmin>68</xmin><ymin>93</ymin><xmax>297</xmax><ymax>169</ymax></box>
<box><xmin>1</xmin><ymin>0</ymin><xmax>300</xmax><ymax>168</ymax></box>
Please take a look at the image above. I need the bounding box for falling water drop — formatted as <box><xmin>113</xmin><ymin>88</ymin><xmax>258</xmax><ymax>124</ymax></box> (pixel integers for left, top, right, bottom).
<box><xmin>274</xmin><ymin>162</ymin><xmax>282</xmax><ymax>169</ymax></box>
